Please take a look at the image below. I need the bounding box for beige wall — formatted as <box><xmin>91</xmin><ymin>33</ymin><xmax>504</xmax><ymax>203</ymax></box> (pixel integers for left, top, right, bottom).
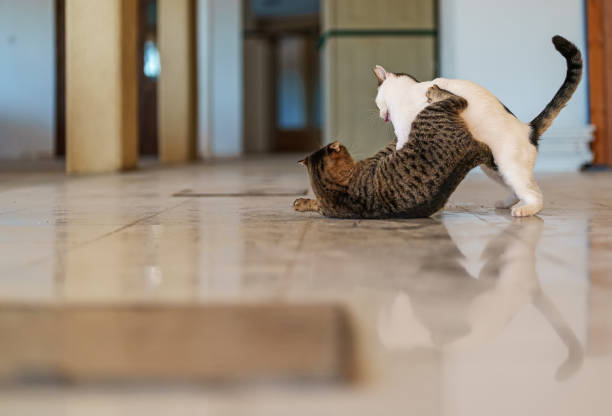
<box><xmin>158</xmin><ymin>0</ymin><xmax>197</xmax><ymax>163</ymax></box>
<box><xmin>322</xmin><ymin>0</ymin><xmax>437</xmax><ymax>157</ymax></box>
<box><xmin>66</xmin><ymin>0</ymin><xmax>138</xmax><ymax>173</ymax></box>
<box><xmin>323</xmin><ymin>0</ymin><xmax>435</xmax><ymax>30</ymax></box>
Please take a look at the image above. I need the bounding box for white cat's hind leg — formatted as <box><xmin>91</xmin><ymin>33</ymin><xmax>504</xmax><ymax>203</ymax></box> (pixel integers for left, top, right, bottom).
<box><xmin>510</xmin><ymin>182</ymin><xmax>543</xmax><ymax>217</ymax></box>
<box><xmin>495</xmin><ymin>150</ymin><xmax>543</xmax><ymax>217</ymax></box>
<box><xmin>480</xmin><ymin>165</ymin><xmax>520</xmax><ymax>209</ymax></box>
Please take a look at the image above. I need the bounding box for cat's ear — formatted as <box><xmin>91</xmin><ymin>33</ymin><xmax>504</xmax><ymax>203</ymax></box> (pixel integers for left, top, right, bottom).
<box><xmin>298</xmin><ymin>158</ymin><xmax>307</xmax><ymax>166</ymax></box>
<box><xmin>373</xmin><ymin>65</ymin><xmax>387</xmax><ymax>85</ymax></box>
<box><xmin>329</xmin><ymin>141</ymin><xmax>341</xmax><ymax>152</ymax></box>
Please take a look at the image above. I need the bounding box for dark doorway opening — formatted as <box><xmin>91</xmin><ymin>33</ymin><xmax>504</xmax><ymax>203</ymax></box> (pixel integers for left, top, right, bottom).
<box><xmin>243</xmin><ymin>0</ymin><xmax>321</xmax><ymax>153</ymax></box>
<box><xmin>55</xmin><ymin>0</ymin><xmax>65</xmax><ymax>157</ymax></box>
<box><xmin>138</xmin><ymin>0</ymin><xmax>159</xmax><ymax>157</ymax></box>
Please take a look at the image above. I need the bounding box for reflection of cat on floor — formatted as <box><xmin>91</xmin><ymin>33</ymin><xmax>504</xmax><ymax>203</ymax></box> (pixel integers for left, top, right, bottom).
<box><xmin>377</xmin><ymin>217</ymin><xmax>584</xmax><ymax>381</ymax></box>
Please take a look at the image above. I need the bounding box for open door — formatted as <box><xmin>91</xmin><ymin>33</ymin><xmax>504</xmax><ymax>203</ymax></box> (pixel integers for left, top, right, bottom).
<box><xmin>587</xmin><ymin>0</ymin><xmax>612</xmax><ymax>167</ymax></box>
<box><xmin>243</xmin><ymin>0</ymin><xmax>321</xmax><ymax>153</ymax></box>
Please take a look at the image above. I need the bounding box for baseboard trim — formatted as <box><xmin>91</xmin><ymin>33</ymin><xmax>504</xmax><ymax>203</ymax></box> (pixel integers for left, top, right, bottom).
<box><xmin>535</xmin><ymin>125</ymin><xmax>594</xmax><ymax>172</ymax></box>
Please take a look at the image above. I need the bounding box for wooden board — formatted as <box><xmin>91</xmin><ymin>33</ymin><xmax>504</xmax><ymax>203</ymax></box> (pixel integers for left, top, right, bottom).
<box><xmin>0</xmin><ymin>304</ymin><xmax>354</xmax><ymax>384</ymax></box>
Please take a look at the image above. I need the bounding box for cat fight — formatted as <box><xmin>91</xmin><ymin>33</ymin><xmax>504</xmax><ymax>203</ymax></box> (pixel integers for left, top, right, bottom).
<box><xmin>294</xmin><ymin>35</ymin><xmax>582</xmax><ymax>219</ymax></box>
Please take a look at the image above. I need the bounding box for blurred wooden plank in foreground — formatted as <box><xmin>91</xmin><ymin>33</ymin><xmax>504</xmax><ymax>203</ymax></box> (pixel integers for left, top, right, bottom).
<box><xmin>0</xmin><ymin>304</ymin><xmax>354</xmax><ymax>385</ymax></box>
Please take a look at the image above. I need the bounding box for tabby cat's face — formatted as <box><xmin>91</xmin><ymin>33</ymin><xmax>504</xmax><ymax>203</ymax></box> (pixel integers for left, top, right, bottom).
<box><xmin>299</xmin><ymin>141</ymin><xmax>355</xmax><ymax>189</ymax></box>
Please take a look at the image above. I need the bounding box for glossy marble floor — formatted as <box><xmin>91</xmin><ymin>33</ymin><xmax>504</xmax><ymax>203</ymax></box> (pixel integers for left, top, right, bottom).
<box><xmin>0</xmin><ymin>157</ymin><xmax>611</xmax><ymax>415</ymax></box>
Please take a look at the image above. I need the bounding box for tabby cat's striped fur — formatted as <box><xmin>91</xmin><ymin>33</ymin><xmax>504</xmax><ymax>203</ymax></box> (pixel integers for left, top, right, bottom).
<box><xmin>294</xmin><ymin>86</ymin><xmax>495</xmax><ymax>219</ymax></box>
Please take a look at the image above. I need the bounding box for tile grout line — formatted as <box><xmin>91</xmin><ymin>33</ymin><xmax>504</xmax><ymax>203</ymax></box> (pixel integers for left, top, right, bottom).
<box><xmin>52</xmin><ymin>199</ymin><xmax>191</xmax><ymax>301</ymax></box>
<box><xmin>281</xmin><ymin>220</ymin><xmax>312</xmax><ymax>284</ymax></box>
<box><xmin>75</xmin><ymin>200</ymin><xmax>191</xmax><ymax>249</ymax></box>
<box><xmin>13</xmin><ymin>200</ymin><xmax>191</xmax><ymax>273</ymax></box>
<box><xmin>65</xmin><ymin>201</ymin><xmax>189</xmax><ymax>252</ymax></box>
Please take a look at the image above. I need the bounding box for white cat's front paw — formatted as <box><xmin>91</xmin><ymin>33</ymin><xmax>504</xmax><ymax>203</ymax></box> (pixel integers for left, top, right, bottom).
<box><xmin>511</xmin><ymin>203</ymin><xmax>542</xmax><ymax>217</ymax></box>
<box><xmin>395</xmin><ymin>139</ymin><xmax>408</xmax><ymax>151</ymax></box>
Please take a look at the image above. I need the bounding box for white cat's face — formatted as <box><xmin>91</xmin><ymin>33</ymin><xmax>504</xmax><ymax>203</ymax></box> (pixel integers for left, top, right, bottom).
<box><xmin>373</xmin><ymin>65</ymin><xmax>391</xmax><ymax>122</ymax></box>
<box><xmin>373</xmin><ymin>65</ymin><xmax>417</xmax><ymax>123</ymax></box>
<box><xmin>375</xmin><ymin>87</ymin><xmax>390</xmax><ymax>122</ymax></box>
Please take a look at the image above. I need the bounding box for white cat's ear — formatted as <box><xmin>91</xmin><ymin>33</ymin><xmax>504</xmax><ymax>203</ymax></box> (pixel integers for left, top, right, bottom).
<box><xmin>373</xmin><ymin>65</ymin><xmax>387</xmax><ymax>85</ymax></box>
<box><xmin>329</xmin><ymin>141</ymin><xmax>341</xmax><ymax>152</ymax></box>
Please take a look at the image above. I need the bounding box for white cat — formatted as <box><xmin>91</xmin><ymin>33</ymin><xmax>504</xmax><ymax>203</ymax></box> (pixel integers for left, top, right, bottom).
<box><xmin>373</xmin><ymin>36</ymin><xmax>582</xmax><ymax>217</ymax></box>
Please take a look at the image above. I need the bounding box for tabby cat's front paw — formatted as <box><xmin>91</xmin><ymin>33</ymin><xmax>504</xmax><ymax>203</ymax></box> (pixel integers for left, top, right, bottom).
<box><xmin>426</xmin><ymin>84</ymin><xmax>455</xmax><ymax>103</ymax></box>
<box><xmin>426</xmin><ymin>85</ymin><xmax>441</xmax><ymax>103</ymax></box>
<box><xmin>293</xmin><ymin>198</ymin><xmax>319</xmax><ymax>212</ymax></box>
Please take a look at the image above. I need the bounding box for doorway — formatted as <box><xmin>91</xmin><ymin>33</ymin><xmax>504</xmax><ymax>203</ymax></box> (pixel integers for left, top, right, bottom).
<box><xmin>243</xmin><ymin>0</ymin><xmax>321</xmax><ymax>153</ymax></box>
<box><xmin>138</xmin><ymin>0</ymin><xmax>159</xmax><ymax>157</ymax></box>
<box><xmin>55</xmin><ymin>0</ymin><xmax>65</xmax><ymax>157</ymax></box>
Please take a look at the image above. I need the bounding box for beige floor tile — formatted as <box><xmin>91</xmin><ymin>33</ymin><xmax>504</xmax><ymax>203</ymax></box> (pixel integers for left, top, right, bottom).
<box><xmin>0</xmin><ymin>158</ymin><xmax>611</xmax><ymax>415</ymax></box>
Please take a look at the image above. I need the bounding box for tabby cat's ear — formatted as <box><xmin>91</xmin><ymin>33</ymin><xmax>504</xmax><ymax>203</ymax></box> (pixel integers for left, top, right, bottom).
<box><xmin>373</xmin><ymin>65</ymin><xmax>387</xmax><ymax>85</ymax></box>
<box><xmin>298</xmin><ymin>158</ymin><xmax>306</xmax><ymax>166</ymax></box>
<box><xmin>329</xmin><ymin>141</ymin><xmax>341</xmax><ymax>152</ymax></box>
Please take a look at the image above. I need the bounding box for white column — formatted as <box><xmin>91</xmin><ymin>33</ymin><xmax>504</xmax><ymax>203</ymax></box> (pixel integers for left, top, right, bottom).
<box><xmin>197</xmin><ymin>0</ymin><xmax>243</xmax><ymax>159</ymax></box>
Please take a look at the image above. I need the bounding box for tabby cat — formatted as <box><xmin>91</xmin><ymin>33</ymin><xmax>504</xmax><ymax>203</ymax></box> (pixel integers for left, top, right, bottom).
<box><xmin>294</xmin><ymin>86</ymin><xmax>494</xmax><ymax>219</ymax></box>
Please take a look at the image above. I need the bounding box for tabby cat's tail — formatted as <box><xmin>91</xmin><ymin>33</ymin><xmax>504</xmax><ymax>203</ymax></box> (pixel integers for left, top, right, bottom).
<box><xmin>529</xmin><ymin>35</ymin><xmax>582</xmax><ymax>145</ymax></box>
